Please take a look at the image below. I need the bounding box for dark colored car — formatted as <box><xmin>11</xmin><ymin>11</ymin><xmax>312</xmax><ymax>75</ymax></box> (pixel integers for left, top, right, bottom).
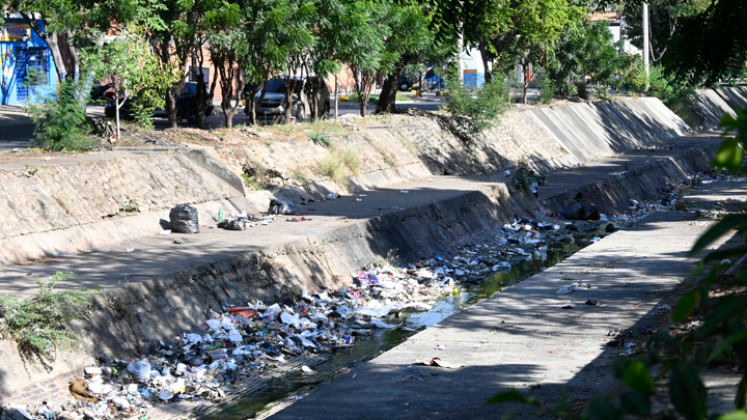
<box><xmin>91</xmin><ymin>82</ymin><xmax>115</xmax><ymax>102</ymax></box>
<box><xmin>105</xmin><ymin>82</ymin><xmax>214</xmax><ymax>123</ymax></box>
<box><xmin>245</xmin><ymin>77</ymin><xmax>330</xmax><ymax>123</ymax></box>
<box><xmin>398</xmin><ymin>76</ymin><xmax>419</xmax><ymax>92</ymax></box>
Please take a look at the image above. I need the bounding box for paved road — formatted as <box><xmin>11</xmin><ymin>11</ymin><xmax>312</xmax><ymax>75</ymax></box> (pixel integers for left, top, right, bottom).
<box><xmin>0</xmin><ymin>102</ymin><xmax>442</xmax><ymax>151</ymax></box>
<box><xmin>267</xmin><ymin>181</ymin><xmax>746</xmax><ymax>420</ymax></box>
<box><xmin>0</xmin><ymin>127</ymin><xmax>38</xmax><ymax>151</ymax></box>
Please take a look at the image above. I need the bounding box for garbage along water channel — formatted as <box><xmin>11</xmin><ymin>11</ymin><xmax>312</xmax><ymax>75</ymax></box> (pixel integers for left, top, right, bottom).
<box><xmin>3</xmin><ymin>172</ymin><xmax>716</xmax><ymax>420</ymax></box>
<box><xmin>202</xmin><ymin>240</ymin><xmax>587</xmax><ymax>420</ymax></box>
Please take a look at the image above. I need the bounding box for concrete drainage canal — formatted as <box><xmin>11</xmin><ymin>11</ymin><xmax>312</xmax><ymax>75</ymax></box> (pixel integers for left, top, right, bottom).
<box><xmin>201</xmin><ymin>222</ymin><xmax>615</xmax><ymax>420</ymax></box>
<box><xmin>2</xmin><ymin>170</ymin><xmax>707</xmax><ymax>420</ymax></box>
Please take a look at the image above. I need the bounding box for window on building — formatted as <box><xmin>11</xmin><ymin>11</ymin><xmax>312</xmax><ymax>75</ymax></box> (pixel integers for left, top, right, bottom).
<box><xmin>14</xmin><ymin>47</ymin><xmax>27</xmax><ymax>101</ymax></box>
<box><xmin>28</xmin><ymin>47</ymin><xmax>48</xmax><ymax>85</ymax></box>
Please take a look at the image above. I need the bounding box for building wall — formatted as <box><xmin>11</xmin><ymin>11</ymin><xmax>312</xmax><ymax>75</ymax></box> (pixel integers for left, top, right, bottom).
<box><xmin>0</xmin><ymin>19</ymin><xmax>58</xmax><ymax>105</ymax></box>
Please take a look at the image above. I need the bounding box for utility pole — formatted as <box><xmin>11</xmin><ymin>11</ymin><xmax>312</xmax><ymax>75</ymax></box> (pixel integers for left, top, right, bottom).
<box><xmin>643</xmin><ymin>2</ymin><xmax>650</xmax><ymax>81</ymax></box>
<box><xmin>456</xmin><ymin>26</ymin><xmax>464</xmax><ymax>83</ymax></box>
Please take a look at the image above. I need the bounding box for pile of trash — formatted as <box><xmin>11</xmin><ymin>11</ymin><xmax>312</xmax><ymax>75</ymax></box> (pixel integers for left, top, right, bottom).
<box><xmin>0</xmin><ymin>265</ymin><xmax>478</xmax><ymax>419</ymax></box>
<box><xmin>3</xmin><ymin>185</ymin><xmax>698</xmax><ymax>420</ymax></box>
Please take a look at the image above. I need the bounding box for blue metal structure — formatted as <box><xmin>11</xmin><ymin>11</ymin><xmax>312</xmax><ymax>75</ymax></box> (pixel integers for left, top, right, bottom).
<box><xmin>0</xmin><ymin>19</ymin><xmax>58</xmax><ymax>105</ymax></box>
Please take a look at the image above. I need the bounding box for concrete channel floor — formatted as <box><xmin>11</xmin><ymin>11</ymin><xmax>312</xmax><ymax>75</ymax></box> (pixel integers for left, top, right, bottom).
<box><xmin>267</xmin><ymin>181</ymin><xmax>747</xmax><ymax>420</ymax></box>
<box><xmin>0</xmin><ymin>134</ymin><xmax>724</xmax><ymax>296</ymax></box>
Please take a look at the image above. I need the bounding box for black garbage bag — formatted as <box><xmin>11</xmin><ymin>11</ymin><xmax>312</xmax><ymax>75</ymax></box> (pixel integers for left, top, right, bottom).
<box><xmin>169</xmin><ymin>203</ymin><xmax>200</xmax><ymax>234</ymax></box>
<box><xmin>268</xmin><ymin>199</ymin><xmax>297</xmax><ymax>215</ymax></box>
<box><xmin>582</xmin><ymin>203</ymin><xmax>601</xmax><ymax>221</ymax></box>
<box><xmin>225</xmin><ymin>219</ymin><xmax>246</xmax><ymax>231</ymax></box>
<box><xmin>561</xmin><ymin>201</ymin><xmax>583</xmax><ymax>220</ymax></box>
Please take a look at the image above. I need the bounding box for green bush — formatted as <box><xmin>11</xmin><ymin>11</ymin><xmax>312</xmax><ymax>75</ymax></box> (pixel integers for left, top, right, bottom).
<box><xmin>0</xmin><ymin>272</ymin><xmax>92</xmax><ymax>360</ymax></box>
<box><xmin>536</xmin><ymin>72</ymin><xmax>555</xmax><ymax>105</ymax></box>
<box><xmin>441</xmin><ymin>70</ymin><xmax>510</xmax><ymax>145</ymax></box>
<box><xmin>347</xmin><ymin>93</ymin><xmax>378</xmax><ymax>105</ymax></box>
<box><xmin>25</xmin><ymin>81</ymin><xmax>94</xmax><ymax>151</ymax></box>
<box><xmin>309</xmin><ymin>133</ymin><xmax>333</xmax><ymax>147</ymax></box>
<box><xmin>647</xmin><ymin>66</ymin><xmax>703</xmax><ymax>127</ymax></box>
<box><xmin>513</xmin><ymin>159</ymin><xmax>545</xmax><ymax>193</ymax></box>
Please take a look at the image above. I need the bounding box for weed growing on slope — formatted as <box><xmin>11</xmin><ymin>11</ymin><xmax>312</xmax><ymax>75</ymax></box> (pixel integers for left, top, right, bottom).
<box><xmin>0</xmin><ymin>272</ymin><xmax>92</xmax><ymax>361</ymax></box>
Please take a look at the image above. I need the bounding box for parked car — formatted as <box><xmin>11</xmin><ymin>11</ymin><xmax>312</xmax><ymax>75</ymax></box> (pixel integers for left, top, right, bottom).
<box><xmin>245</xmin><ymin>77</ymin><xmax>330</xmax><ymax>123</ymax></box>
<box><xmin>398</xmin><ymin>76</ymin><xmax>419</xmax><ymax>92</ymax></box>
<box><xmin>90</xmin><ymin>82</ymin><xmax>115</xmax><ymax>102</ymax></box>
<box><xmin>104</xmin><ymin>82</ymin><xmax>214</xmax><ymax>123</ymax></box>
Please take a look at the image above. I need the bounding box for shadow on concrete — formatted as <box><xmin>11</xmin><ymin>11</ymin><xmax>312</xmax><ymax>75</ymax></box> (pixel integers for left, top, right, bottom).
<box><xmin>268</xmin><ymin>213</ymin><xmax>741</xmax><ymax>420</ymax></box>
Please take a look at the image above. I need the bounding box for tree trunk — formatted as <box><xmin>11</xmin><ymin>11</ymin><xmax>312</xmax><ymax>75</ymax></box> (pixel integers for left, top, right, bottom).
<box><xmin>478</xmin><ymin>41</ymin><xmax>492</xmax><ymax>84</ymax></box>
<box><xmin>522</xmin><ymin>61</ymin><xmax>530</xmax><ymax>105</ymax></box>
<box><xmin>284</xmin><ymin>93</ymin><xmax>293</xmax><ymax>123</ymax></box>
<box><xmin>165</xmin><ymin>86</ymin><xmax>180</xmax><ymax>128</ymax></box>
<box><xmin>360</xmin><ymin>98</ymin><xmax>367</xmax><ymax>117</ymax></box>
<box><xmin>66</xmin><ymin>31</ymin><xmax>80</xmax><ymax>82</ymax></box>
<box><xmin>221</xmin><ymin>68</ymin><xmax>241</xmax><ymax>129</ymax></box>
<box><xmin>115</xmin><ymin>96</ymin><xmax>121</xmax><ymax>140</ymax></box>
<box><xmin>311</xmin><ymin>85</ymin><xmax>319</xmax><ymax>121</ymax></box>
<box><xmin>223</xmin><ymin>96</ymin><xmax>237</xmax><ymax>128</ymax></box>
<box><xmin>334</xmin><ymin>75</ymin><xmax>339</xmax><ymax>120</ymax></box>
<box><xmin>196</xmin><ymin>75</ymin><xmax>207</xmax><ymax>129</ymax></box>
<box><xmin>375</xmin><ymin>71</ymin><xmax>400</xmax><ymax>114</ymax></box>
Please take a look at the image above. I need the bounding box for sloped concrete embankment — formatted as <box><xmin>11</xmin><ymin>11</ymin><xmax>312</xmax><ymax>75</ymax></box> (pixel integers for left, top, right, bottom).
<box><xmin>1</xmin><ymin>142</ymin><xmax>717</xmax><ymax>399</ymax></box>
<box><xmin>691</xmin><ymin>86</ymin><xmax>747</xmax><ymax>127</ymax></box>
<box><xmin>0</xmin><ymin>150</ymin><xmax>245</xmax><ymax>265</ymax></box>
<box><xmin>543</xmin><ymin>144</ymin><xmax>719</xmax><ymax>213</ymax></box>
<box><xmin>213</xmin><ymin>98</ymin><xmax>688</xmax><ymax>213</ymax></box>
<box><xmin>0</xmin><ymin>98</ymin><xmax>688</xmax><ymax>266</ymax></box>
<box><xmin>91</xmin><ymin>148</ymin><xmax>715</xmax><ymax>357</ymax></box>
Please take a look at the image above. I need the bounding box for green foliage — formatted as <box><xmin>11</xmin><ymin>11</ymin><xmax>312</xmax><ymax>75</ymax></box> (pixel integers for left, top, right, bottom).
<box><xmin>536</xmin><ymin>72</ymin><xmax>555</xmax><ymax>105</ymax></box>
<box><xmin>309</xmin><ymin>133</ymin><xmax>333</xmax><ymax>147</ymax></box>
<box><xmin>651</xmin><ymin>0</ymin><xmax>746</xmax><ymax>85</ymax></box>
<box><xmin>441</xmin><ymin>70</ymin><xmax>510</xmax><ymax>145</ymax></box>
<box><xmin>548</xmin><ymin>20</ymin><xmax>635</xmax><ymax>97</ymax></box>
<box><xmin>0</xmin><ymin>272</ymin><xmax>91</xmax><ymax>361</ymax></box>
<box><xmin>88</xmin><ymin>26</ymin><xmax>178</xmax><ymax>137</ymax></box>
<box><xmin>241</xmin><ymin>174</ymin><xmax>262</xmax><ymax>191</ymax></box>
<box><xmin>316</xmin><ymin>143</ymin><xmax>362</xmax><ymax>185</ymax></box>
<box><xmin>487</xmin><ymin>108</ymin><xmax>747</xmax><ymax>419</ymax></box>
<box><xmin>623</xmin><ymin>0</ymin><xmax>710</xmax><ymax>67</ymax></box>
<box><xmin>25</xmin><ymin>80</ymin><xmax>93</xmax><ymax>151</ymax></box>
<box><xmin>335</xmin><ymin>1</ymin><xmax>392</xmax><ymax>116</ymax></box>
<box><xmin>513</xmin><ymin>159</ymin><xmax>545</xmax><ymax>193</ymax></box>
<box><xmin>346</xmin><ymin>93</ymin><xmax>378</xmax><ymax>105</ymax></box>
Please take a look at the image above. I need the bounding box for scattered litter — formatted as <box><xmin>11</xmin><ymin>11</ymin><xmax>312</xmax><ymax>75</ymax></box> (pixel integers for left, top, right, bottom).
<box><xmin>396</xmin><ymin>366</ymin><xmax>431</xmax><ymax>382</ymax></box>
<box><xmin>301</xmin><ymin>366</ymin><xmax>316</xmax><ymax>375</ymax></box>
<box><xmin>413</xmin><ymin>358</ymin><xmax>464</xmax><ymax>369</ymax></box>
<box><xmin>556</xmin><ymin>283</ymin><xmax>589</xmax><ymax>294</ymax></box>
<box><xmin>268</xmin><ymin>199</ymin><xmax>297</xmax><ymax>215</ymax></box>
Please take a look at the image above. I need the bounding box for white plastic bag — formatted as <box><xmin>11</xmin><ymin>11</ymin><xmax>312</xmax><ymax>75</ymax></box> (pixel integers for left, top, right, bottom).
<box><xmin>126</xmin><ymin>360</ymin><xmax>152</xmax><ymax>383</ymax></box>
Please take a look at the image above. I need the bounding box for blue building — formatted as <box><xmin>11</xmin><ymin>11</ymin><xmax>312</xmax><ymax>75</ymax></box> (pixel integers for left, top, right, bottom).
<box><xmin>0</xmin><ymin>19</ymin><xmax>58</xmax><ymax>105</ymax></box>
